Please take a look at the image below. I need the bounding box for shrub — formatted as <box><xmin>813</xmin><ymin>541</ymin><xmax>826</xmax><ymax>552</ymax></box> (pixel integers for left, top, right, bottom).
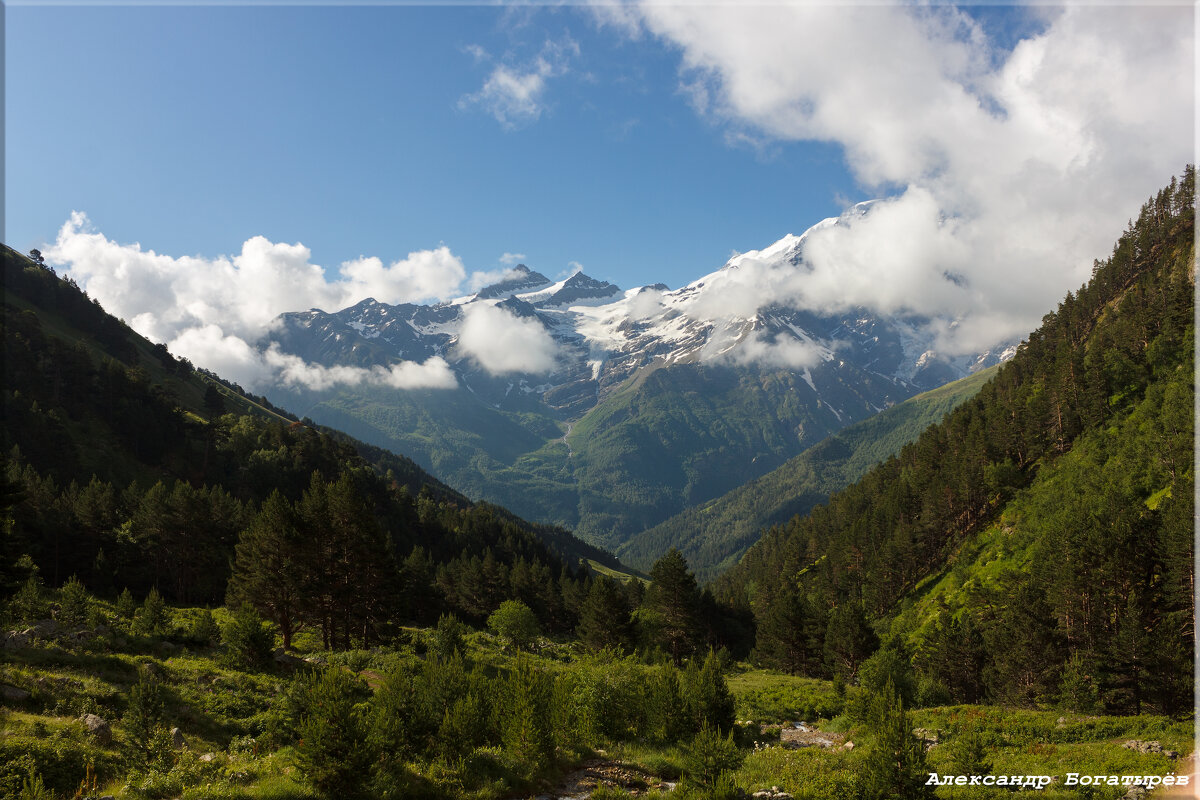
<box><xmin>116</xmin><ymin>588</ymin><xmax>138</xmax><ymax>620</ymax></box>
<box><xmin>7</xmin><ymin>559</ymin><xmax>48</xmax><ymax>624</ymax></box>
<box><xmin>134</xmin><ymin>588</ymin><xmax>169</xmax><ymax>637</ymax></box>
<box><xmin>429</xmin><ymin>613</ymin><xmax>465</xmax><ymax>661</ymax></box>
<box><xmin>681</xmin><ymin>723</ymin><xmax>742</xmax><ymax>790</ymax></box>
<box><xmin>220</xmin><ymin>604</ymin><xmax>274</xmax><ymax>670</ymax></box>
<box><xmin>488</xmin><ymin>600</ymin><xmax>540</xmax><ymax>651</ymax></box>
<box><xmin>294</xmin><ymin>669</ymin><xmax>372</xmax><ymax>799</ymax></box>
<box><xmin>187</xmin><ymin>609</ymin><xmax>220</xmax><ymax>647</ymax></box>
<box><xmin>56</xmin><ymin>575</ymin><xmax>91</xmax><ymax>627</ymax></box>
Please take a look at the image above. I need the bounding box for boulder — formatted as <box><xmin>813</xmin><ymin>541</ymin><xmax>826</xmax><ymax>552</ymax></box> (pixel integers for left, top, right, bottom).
<box><xmin>170</xmin><ymin>727</ymin><xmax>186</xmax><ymax>750</ymax></box>
<box><xmin>3</xmin><ymin>632</ymin><xmax>30</xmax><ymax>650</ymax></box>
<box><xmin>0</xmin><ymin>684</ymin><xmax>31</xmax><ymax>701</ymax></box>
<box><xmin>80</xmin><ymin>713</ymin><xmax>112</xmax><ymax>746</ymax></box>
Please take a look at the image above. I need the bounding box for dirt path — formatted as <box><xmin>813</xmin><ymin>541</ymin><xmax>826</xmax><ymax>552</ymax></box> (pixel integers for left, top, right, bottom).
<box><xmin>534</xmin><ymin>759</ymin><xmax>676</xmax><ymax>800</ymax></box>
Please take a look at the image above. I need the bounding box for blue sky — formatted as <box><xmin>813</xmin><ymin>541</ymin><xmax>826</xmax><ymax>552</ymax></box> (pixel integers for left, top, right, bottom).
<box><xmin>8</xmin><ymin>2</ymin><xmax>1193</xmax><ymax>387</ymax></box>
<box><xmin>8</xmin><ymin>4</ymin><xmax>858</xmax><ymax>290</ymax></box>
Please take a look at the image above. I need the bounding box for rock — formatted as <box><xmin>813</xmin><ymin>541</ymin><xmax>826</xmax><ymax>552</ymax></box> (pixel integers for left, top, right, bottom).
<box><xmin>0</xmin><ymin>684</ymin><xmax>31</xmax><ymax>701</ymax></box>
<box><xmin>1121</xmin><ymin>786</ymin><xmax>1148</xmax><ymax>800</ymax></box>
<box><xmin>80</xmin><ymin>713</ymin><xmax>112</xmax><ymax>746</ymax></box>
<box><xmin>170</xmin><ymin>727</ymin><xmax>186</xmax><ymax>750</ymax></box>
<box><xmin>199</xmin><ymin>753</ymin><xmax>215</xmax><ymax>763</ymax></box>
<box><xmin>843</xmin><ymin>741</ymin><xmax>855</xmax><ymax>750</ymax></box>
<box><xmin>273</xmin><ymin>648</ymin><xmax>305</xmax><ymax>667</ymax></box>
<box><xmin>3</xmin><ymin>632</ymin><xmax>30</xmax><ymax>650</ymax></box>
<box><xmin>912</xmin><ymin>728</ymin><xmax>939</xmax><ymax>743</ymax></box>
<box><xmin>28</xmin><ymin>619</ymin><xmax>58</xmax><ymax>637</ymax></box>
<box><xmin>1165</xmin><ymin>750</ymin><xmax>1179</xmax><ymax>759</ymax></box>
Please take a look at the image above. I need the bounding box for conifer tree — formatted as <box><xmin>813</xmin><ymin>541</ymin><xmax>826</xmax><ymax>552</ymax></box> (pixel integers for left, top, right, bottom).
<box><xmin>640</xmin><ymin>548</ymin><xmax>701</xmax><ymax>665</ymax></box>
<box><xmin>823</xmin><ymin>602</ymin><xmax>878</xmax><ymax>679</ymax></box>
<box><xmin>755</xmin><ymin>583</ymin><xmax>817</xmax><ymax>675</ymax></box>
<box><xmin>577</xmin><ymin>576</ymin><xmax>635</xmax><ymax>653</ymax></box>
<box><xmin>228</xmin><ymin>490</ymin><xmax>306</xmax><ymax>650</ymax></box>
<box><xmin>859</xmin><ymin>678</ymin><xmax>933</xmax><ymax>800</ymax></box>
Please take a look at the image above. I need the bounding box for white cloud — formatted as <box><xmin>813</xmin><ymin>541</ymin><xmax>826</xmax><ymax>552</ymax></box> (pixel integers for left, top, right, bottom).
<box><xmin>468</xmin><ymin>266</ymin><xmax>525</xmax><ymax>292</ymax></box>
<box><xmin>731</xmin><ymin>333</ymin><xmax>824</xmax><ymax>370</ymax></box>
<box><xmin>499</xmin><ymin>251</ymin><xmax>526</xmax><ymax>265</ymax></box>
<box><xmin>608</xmin><ymin>3</ymin><xmax>1193</xmax><ymax>353</ymax></box>
<box><xmin>42</xmin><ymin>213</ymin><xmax>464</xmax><ymax>391</ymax></box>
<box><xmin>455</xmin><ymin>302</ymin><xmax>560</xmax><ymax>375</ymax></box>
<box><xmin>460</xmin><ymin>36</ymin><xmax>579</xmax><ymax>129</ymax></box>
<box><xmin>559</xmin><ymin>260</ymin><xmax>585</xmax><ymax>279</ymax></box>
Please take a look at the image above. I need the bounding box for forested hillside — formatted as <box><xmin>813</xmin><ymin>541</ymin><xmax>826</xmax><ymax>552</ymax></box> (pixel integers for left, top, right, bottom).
<box><xmin>719</xmin><ymin>168</ymin><xmax>1195</xmax><ymax>715</ymax></box>
<box><xmin>620</xmin><ymin>367</ymin><xmax>995</xmax><ymax>582</ymax></box>
<box><xmin>1</xmin><ymin>244</ymin><xmax>623</xmax><ymax>636</ymax></box>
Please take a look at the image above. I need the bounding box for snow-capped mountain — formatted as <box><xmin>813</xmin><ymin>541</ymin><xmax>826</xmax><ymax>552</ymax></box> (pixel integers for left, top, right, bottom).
<box><xmin>262</xmin><ymin>209</ymin><xmax>1015</xmax><ymax>547</ymax></box>
<box><xmin>268</xmin><ymin>210</ymin><xmax>1012</xmax><ymax>421</ymax></box>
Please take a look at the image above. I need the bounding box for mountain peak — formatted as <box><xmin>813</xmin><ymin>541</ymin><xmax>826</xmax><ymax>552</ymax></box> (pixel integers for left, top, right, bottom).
<box><xmin>476</xmin><ymin>266</ymin><xmax>554</xmax><ymax>300</ymax></box>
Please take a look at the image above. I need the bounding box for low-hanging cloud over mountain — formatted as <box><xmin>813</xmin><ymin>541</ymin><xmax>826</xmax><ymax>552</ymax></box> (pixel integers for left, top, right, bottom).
<box><xmin>596</xmin><ymin>2</ymin><xmax>1193</xmax><ymax>354</ymax></box>
<box><xmin>43</xmin><ymin>212</ymin><xmax>471</xmax><ymax>390</ymax></box>
<box><xmin>456</xmin><ymin>302</ymin><xmax>561</xmax><ymax>375</ymax></box>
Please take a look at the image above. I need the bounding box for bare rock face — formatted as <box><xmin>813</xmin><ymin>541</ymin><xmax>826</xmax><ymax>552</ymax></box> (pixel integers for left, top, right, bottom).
<box><xmin>80</xmin><ymin>713</ymin><xmax>112</xmax><ymax>746</ymax></box>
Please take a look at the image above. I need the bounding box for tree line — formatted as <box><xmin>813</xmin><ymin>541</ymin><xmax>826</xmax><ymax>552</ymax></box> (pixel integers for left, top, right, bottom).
<box><xmin>720</xmin><ymin>167</ymin><xmax>1195</xmax><ymax>716</ymax></box>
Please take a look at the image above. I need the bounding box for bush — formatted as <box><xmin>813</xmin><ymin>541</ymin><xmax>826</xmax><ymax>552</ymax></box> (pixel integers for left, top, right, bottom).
<box><xmin>294</xmin><ymin>669</ymin><xmax>372</xmax><ymax>799</ymax></box>
<box><xmin>124</xmin><ymin>672</ymin><xmax>168</xmax><ymax>766</ymax></box>
<box><xmin>7</xmin><ymin>559</ymin><xmax>48</xmax><ymax>624</ymax></box>
<box><xmin>134</xmin><ymin>588</ymin><xmax>169</xmax><ymax>637</ymax></box>
<box><xmin>116</xmin><ymin>588</ymin><xmax>138</xmax><ymax>620</ymax></box>
<box><xmin>56</xmin><ymin>575</ymin><xmax>91</xmax><ymax>627</ymax></box>
<box><xmin>488</xmin><ymin>600</ymin><xmax>540</xmax><ymax>651</ymax></box>
<box><xmin>220</xmin><ymin>604</ymin><xmax>274</xmax><ymax>669</ymax></box>
<box><xmin>681</xmin><ymin>723</ymin><xmax>742</xmax><ymax>790</ymax></box>
<box><xmin>186</xmin><ymin>609</ymin><xmax>220</xmax><ymax>647</ymax></box>
<box><xmin>682</xmin><ymin>650</ymin><xmax>735</xmax><ymax>733</ymax></box>
<box><xmin>429</xmin><ymin>613</ymin><xmax>465</xmax><ymax>661</ymax></box>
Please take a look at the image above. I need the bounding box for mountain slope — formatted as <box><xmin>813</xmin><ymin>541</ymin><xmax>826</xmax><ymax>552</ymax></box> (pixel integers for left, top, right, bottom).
<box><xmin>264</xmin><ymin>208</ymin><xmax>1013</xmax><ymax>548</ymax></box>
<box><xmin>1</xmin><ymin>244</ymin><xmax>625</xmax><ymax>595</ymax></box>
<box><xmin>718</xmin><ymin>168</ymin><xmax>1194</xmax><ymax>713</ymax></box>
<box><xmin>621</xmin><ymin>365</ymin><xmax>996</xmax><ymax>581</ymax></box>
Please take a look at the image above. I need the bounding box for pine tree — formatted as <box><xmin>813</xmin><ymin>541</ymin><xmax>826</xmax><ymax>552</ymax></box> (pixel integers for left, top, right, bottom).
<box><xmin>823</xmin><ymin>602</ymin><xmax>878</xmax><ymax>679</ymax></box>
<box><xmin>755</xmin><ymin>583</ymin><xmax>817</xmax><ymax>675</ymax></box>
<box><xmin>640</xmin><ymin>548</ymin><xmax>701</xmax><ymax>665</ymax></box>
<box><xmin>228</xmin><ymin>490</ymin><xmax>306</xmax><ymax>650</ymax></box>
<box><xmin>859</xmin><ymin>679</ymin><xmax>933</xmax><ymax>800</ymax></box>
<box><xmin>576</xmin><ymin>577</ymin><xmax>634</xmax><ymax>653</ymax></box>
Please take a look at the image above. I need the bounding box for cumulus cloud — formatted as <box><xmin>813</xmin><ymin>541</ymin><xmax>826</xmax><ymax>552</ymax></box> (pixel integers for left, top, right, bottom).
<box><xmin>460</xmin><ymin>36</ymin><xmax>579</xmax><ymax>129</ymax></box>
<box><xmin>625</xmin><ymin>287</ymin><xmax>665</xmax><ymax>320</ymax></box>
<box><xmin>499</xmin><ymin>252</ymin><xmax>527</xmax><ymax>265</ymax></box>
<box><xmin>606</xmin><ymin>3</ymin><xmax>1193</xmax><ymax>353</ymax></box>
<box><xmin>467</xmin><ymin>266</ymin><xmax>526</xmax><ymax>292</ymax></box>
<box><xmin>456</xmin><ymin>302</ymin><xmax>560</xmax><ymax>374</ymax></box>
<box><xmin>730</xmin><ymin>333</ymin><xmax>824</xmax><ymax>370</ymax></box>
<box><xmin>42</xmin><ymin>212</ymin><xmax>468</xmax><ymax>391</ymax></box>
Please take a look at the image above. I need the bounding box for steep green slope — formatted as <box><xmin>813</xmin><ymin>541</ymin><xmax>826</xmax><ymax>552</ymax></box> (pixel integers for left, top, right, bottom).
<box><xmin>719</xmin><ymin>169</ymin><xmax>1194</xmax><ymax>715</ymax></box>
<box><xmin>1</xmin><ymin>245</ymin><xmax>624</xmax><ymax>592</ymax></box>
<box><xmin>621</xmin><ymin>366</ymin><xmax>996</xmax><ymax>581</ymax></box>
<box><xmin>284</xmin><ymin>357</ymin><xmax>914</xmax><ymax>551</ymax></box>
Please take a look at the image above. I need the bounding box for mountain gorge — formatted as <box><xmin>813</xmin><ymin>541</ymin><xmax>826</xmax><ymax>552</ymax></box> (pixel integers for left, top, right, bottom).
<box><xmin>264</xmin><ymin>207</ymin><xmax>1013</xmax><ymax>548</ymax></box>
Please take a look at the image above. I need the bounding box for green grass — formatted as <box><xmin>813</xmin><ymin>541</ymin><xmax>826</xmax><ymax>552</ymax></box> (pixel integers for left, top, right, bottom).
<box><xmin>726</xmin><ymin>667</ymin><xmax>844</xmax><ymax>723</ymax></box>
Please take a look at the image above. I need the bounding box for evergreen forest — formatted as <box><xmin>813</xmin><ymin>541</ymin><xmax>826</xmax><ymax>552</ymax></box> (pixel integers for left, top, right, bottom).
<box><xmin>0</xmin><ymin>170</ymin><xmax>1194</xmax><ymax>800</ymax></box>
